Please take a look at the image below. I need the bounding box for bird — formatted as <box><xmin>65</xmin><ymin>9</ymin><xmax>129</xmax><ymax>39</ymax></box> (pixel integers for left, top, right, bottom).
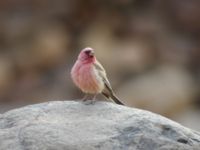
<box><xmin>71</xmin><ymin>47</ymin><xmax>124</xmax><ymax>105</ymax></box>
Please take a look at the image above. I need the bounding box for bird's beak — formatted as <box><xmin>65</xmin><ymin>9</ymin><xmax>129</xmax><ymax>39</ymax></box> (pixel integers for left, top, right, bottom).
<box><xmin>89</xmin><ymin>51</ymin><xmax>94</xmax><ymax>57</ymax></box>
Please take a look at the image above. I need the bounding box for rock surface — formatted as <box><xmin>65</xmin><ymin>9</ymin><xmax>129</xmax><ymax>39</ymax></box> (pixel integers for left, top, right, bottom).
<box><xmin>0</xmin><ymin>101</ymin><xmax>200</xmax><ymax>150</ymax></box>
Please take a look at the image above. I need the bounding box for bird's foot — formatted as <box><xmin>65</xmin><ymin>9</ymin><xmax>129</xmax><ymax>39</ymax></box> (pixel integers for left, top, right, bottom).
<box><xmin>83</xmin><ymin>99</ymin><xmax>96</xmax><ymax>105</ymax></box>
<box><xmin>82</xmin><ymin>94</ymin><xmax>89</xmax><ymax>101</ymax></box>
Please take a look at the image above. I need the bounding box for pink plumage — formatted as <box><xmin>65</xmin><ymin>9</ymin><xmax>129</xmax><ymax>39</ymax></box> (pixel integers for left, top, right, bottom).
<box><xmin>71</xmin><ymin>47</ymin><xmax>104</xmax><ymax>94</ymax></box>
<box><xmin>71</xmin><ymin>47</ymin><xmax>124</xmax><ymax>105</ymax></box>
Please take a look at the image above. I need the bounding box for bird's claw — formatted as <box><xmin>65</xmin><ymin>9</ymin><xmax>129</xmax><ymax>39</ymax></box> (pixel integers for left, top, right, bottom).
<box><xmin>83</xmin><ymin>99</ymin><xmax>96</xmax><ymax>105</ymax></box>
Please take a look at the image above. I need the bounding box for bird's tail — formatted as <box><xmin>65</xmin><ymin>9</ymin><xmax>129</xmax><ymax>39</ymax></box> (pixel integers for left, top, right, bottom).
<box><xmin>110</xmin><ymin>93</ymin><xmax>124</xmax><ymax>105</ymax></box>
<box><xmin>102</xmin><ymin>92</ymin><xmax>124</xmax><ymax>105</ymax></box>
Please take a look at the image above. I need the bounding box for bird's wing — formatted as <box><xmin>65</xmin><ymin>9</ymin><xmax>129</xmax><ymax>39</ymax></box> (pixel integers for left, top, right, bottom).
<box><xmin>94</xmin><ymin>61</ymin><xmax>124</xmax><ymax>105</ymax></box>
<box><xmin>93</xmin><ymin>61</ymin><xmax>113</xmax><ymax>93</ymax></box>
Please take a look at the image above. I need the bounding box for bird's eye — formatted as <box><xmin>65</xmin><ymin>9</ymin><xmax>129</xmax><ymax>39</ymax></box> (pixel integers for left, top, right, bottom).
<box><xmin>84</xmin><ymin>50</ymin><xmax>91</xmax><ymax>55</ymax></box>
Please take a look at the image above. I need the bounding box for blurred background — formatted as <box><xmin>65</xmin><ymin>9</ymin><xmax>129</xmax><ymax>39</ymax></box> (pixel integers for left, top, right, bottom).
<box><xmin>0</xmin><ymin>0</ymin><xmax>200</xmax><ymax>131</ymax></box>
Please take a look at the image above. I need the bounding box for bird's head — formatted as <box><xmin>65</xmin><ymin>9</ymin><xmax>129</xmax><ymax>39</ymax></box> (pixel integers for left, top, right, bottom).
<box><xmin>78</xmin><ymin>47</ymin><xmax>95</xmax><ymax>62</ymax></box>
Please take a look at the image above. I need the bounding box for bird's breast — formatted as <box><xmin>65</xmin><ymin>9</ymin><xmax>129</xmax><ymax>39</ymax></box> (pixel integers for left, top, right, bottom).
<box><xmin>71</xmin><ymin>62</ymin><xmax>104</xmax><ymax>94</ymax></box>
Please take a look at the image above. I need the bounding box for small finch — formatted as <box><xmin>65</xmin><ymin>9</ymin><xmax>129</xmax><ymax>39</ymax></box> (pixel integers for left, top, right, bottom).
<box><xmin>71</xmin><ymin>47</ymin><xmax>124</xmax><ymax>105</ymax></box>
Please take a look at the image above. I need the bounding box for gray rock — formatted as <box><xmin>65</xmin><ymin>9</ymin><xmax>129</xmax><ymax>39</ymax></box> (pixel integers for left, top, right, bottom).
<box><xmin>0</xmin><ymin>101</ymin><xmax>200</xmax><ymax>150</ymax></box>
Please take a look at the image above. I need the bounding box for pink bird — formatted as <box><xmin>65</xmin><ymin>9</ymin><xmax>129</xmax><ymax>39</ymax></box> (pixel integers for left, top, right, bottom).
<box><xmin>71</xmin><ymin>47</ymin><xmax>124</xmax><ymax>105</ymax></box>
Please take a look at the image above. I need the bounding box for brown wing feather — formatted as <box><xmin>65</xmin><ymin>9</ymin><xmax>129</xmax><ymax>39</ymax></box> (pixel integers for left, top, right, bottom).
<box><xmin>94</xmin><ymin>61</ymin><xmax>124</xmax><ymax>105</ymax></box>
<box><xmin>94</xmin><ymin>61</ymin><xmax>113</xmax><ymax>92</ymax></box>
